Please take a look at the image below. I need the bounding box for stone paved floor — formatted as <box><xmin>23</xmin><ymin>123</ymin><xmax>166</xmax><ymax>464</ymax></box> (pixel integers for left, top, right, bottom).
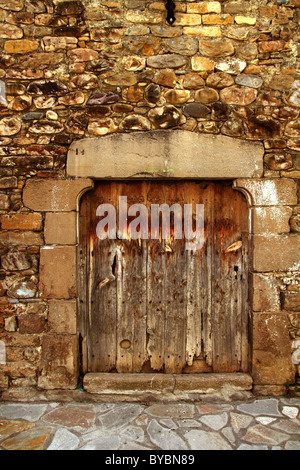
<box><xmin>0</xmin><ymin>398</ymin><xmax>299</xmax><ymax>451</ymax></box>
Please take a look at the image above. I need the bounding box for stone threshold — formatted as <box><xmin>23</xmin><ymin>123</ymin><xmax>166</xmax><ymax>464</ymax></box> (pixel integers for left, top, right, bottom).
<box><xmin>83</xmin><ymin>372</ymin><xmax>253</xmax><ymax>402</ymax></box>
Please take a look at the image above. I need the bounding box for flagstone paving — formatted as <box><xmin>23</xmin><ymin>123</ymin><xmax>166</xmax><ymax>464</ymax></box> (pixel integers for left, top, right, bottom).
<box><xmin>0</xmin><ymin>398</ymin><xmax>299</xmax><ymax>450</ymax></box>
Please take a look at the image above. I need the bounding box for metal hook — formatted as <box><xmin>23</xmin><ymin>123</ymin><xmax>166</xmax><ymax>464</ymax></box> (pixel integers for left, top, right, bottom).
<box><xmin>165</xmin><ymin>0</ymin><xmax>176</xmax><ymax>25</ymax></box>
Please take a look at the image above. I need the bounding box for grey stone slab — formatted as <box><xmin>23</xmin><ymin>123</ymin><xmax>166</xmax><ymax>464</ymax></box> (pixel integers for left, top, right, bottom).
<box><xmin>199</xmin><ymin>412</ymin><xmax>228</xmax><ymax>431</ymax></box>
<box><xmin>271</xmin><ymin>419</ymin><xmax>300</xmax><ymax>435</ymax></box>
<box><xmin>146</xmin><ymin>404</ymin><xmax>195</xmax><ymax>419</ymax></box>
<box><xmin>285</xmin><ymin>440</ymin><xmax>300</xmax><ymax>450</ymax></box>
<box><xmin>98</xmin><ymin>404</ymin><xmax>143</xmax><ymax>430</ymax></box>
<box><xmin>238</xmin><ymin>444</ymin><xmax>268</xmax><ymax>450</ymax></box>
<box><xmin>237</xmin><ymin>399</ymin><xmax>282</xmax><ymax>417</ymax></box>
<box><xmin>147</xmin><ymin>419</ymin><xmax>188</xmax><ymax>450</ymax></box>
<box><xmin>80</xmin><ymin>435</ymin><xmax>120</xmax><ymax>450</ymax></box>
<box><xmin>120</xmin><ymin>425</ymin><xmax>145</xmax><ymax>442</ymax></box>
<box><xmin>0</xmin><ymin>404</ymin><xmax>48</xmax><ymax>422</ymax></box>
<box><xmin>230</xmin><ymin>412</ymin><xmax>253</xmax><ymax>433</ymax></box>
<box><xmin>47</xmin><ymin>428</ymin><xmax>80</xmax><ymax>450</ymax></box>
<box><xmin>184</xmin><ymin>429</ymin><xmax>232</xmax><ymax>450</ymax></box>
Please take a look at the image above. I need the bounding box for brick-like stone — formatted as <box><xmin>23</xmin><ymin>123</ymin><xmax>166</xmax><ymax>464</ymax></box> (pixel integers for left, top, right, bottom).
<box><xmin>4</xmin><ymin>39</ymin><xmax>39</xmax><ymax>54</ymax></box>
<box><xmin>23</xmin><ymin>179</ymin><xmax>93</xmax><ymax>212</ymax></box>
<box><xmin>1</xmin><ymin>213</ymin><xmax>42</xmax><ymax>231</ymax></box>
<box><xmin>253</xmin><ymin>234</ymin><xmax>300</xmax><ymax>272</ymax></box>
<box><xmin>0</xmin><ymin>177</ymin><xmax>18</xmax><ymax>189</ymax></box>
<box><xmin>39</xmin><ymin>246</ymin><xmax>76</xmax><ymax>299</ymax></box>
<box><xmin>18</xmin><ymin>314</ymin><xmax>45</xmax><ymax>334</ymax></box>
<box><xmin>252</xmin><ymin>206</ymin><xmax>293</xmax><ymax>234</ymax></box>
<box><xmin>202</xmin><ymin>14</ymin><xmax>234</xmax><ymax>25</ymax></box>
<box><xmin>183</xmin><ymin>26</ymin><xmax>221</xmax><ymax>37</ymax></box>
<box><xmin>38</xmin><ymin>334</ymin><xmax>78</xmax><ymax>390</ymax></box>
<box><xmin>44</xmin><ymin>212</ymin><xmax>76</xmax><ymax>245</ymax></box>
<box><xmin>187</xmin><ymin>1</ymin><xmax>221</xmax><ymax>14</ymax></box>
<box><xmin>191</xmin><ymin>57</ymin><xmax>214</xmax><ymax>73</ymax></box>
<box><xmin>48</xmin><ymin>300</ymin><xmax>77</xmax><ymax>335</ymax></box>
<box><xmin>0</xmin><ymin>231</ymin><xmax>43</xmax><ymax>246</ymax></box>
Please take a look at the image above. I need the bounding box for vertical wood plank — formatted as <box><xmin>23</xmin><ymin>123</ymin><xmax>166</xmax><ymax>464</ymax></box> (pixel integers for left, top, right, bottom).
<box><xmin>146</xmin><ymin>182</ymin><xmax>166</xmax><ymax>372</ymax></box>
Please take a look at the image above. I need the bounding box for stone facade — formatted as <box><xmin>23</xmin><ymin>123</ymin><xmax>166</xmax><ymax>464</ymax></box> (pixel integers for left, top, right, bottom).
<box><xmin>0</xmin><ymin>0</ymin><xmax>299</xmax><ymax>399</ymax></box>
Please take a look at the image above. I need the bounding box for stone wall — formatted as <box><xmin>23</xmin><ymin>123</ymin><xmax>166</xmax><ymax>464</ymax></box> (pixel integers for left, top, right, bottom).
<box><xmin>0</xmin><ymin>0</ymin><xmax>299</xmax><ymax>398</ymax></box>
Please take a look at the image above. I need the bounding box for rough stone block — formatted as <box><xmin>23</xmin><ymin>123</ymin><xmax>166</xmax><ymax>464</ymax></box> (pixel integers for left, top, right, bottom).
<box><xmin>187</xmin><ymin>1</ymin><xmax>221</xmax><ymax>14</ymax></box>
<box><xmin>44</xmin><ymin>212</ymin><xmax>76</xmax><ymax>245</ymax></box>
<box><xmin>252</xmin><ymin>273</ymin><xmax>281</xmax><ymax>312</ymax></box>
<box><xmin>0</xmin><ymin>177</ymin><xmax>18</xmax><ymax>189</ymax></box>
<box><xmin>252</xmin><ymin>206</ymin><xmax>293</xmax><ymax>234</ymax></box>
<box><xmin>281</xmin><ymin>292</ymin><xmax>300</xmax><ymax>312</ymax></box>
<box><xmin>252</xmin><ymin>312</ymin><xmax>295</xmax><ymax>385</ymax></box>
<box><xmin>38</xmin><ymin>334</ymin><xmax>78</xmax><ymax>390</ymax></box>
<box><xmin>0</xmin><ymin>374</ymin><xmax>9</xmax><ymax>391</ymax></box>
<box><xmin>1</xmin><ymin>213</ymin><xmax>42</xmax><ymax>231</ymax></box>
<box><xmin>39</xmin><ymin>246</ymin><xmax>76</xmax><ymax>299</ymax></box>
<box><xmin>23</xmin><ymin>178</ymin><xmax>93</xmax><ymax>212</ymax></box>
<box><xmin>4</xmin><ymin>39</ymin><xmax>39</xmax><ymax>54</ymax></box>
<box><xmin>48</xmin><ymin>300</ymin><xmax>77</xmax><ymax>334</ymax></box>
<box><xmin>0</xmin><ymin>231</ymin><xmax>43</xmax><ymax>246</ymax></box>
<box><xmin>253</xmin><ymin>234</ymin><xmax>300</xmax><ymax>272</ymax></box>
<box><xmin>233</xmin><ymin>179</ymin><xmax>298</xmax><ymax>206</ymax></box>
<box><xmin>18</xmin><ymin>314</ymin><xmax>45</xmax><ymax>334</ymax></box>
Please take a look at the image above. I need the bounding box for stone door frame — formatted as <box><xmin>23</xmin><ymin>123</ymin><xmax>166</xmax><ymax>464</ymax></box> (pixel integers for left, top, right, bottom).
<box><xmin>22</xmin><ymin>130</ymin><xmax>298</xmax><ymax>394</ymax></box>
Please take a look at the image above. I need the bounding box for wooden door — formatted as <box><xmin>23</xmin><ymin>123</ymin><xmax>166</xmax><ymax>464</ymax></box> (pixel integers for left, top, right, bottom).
<box><xmin>79</xmin><ymin>181</ymin><xmax>250</xmax><ymax>374</ymax></box>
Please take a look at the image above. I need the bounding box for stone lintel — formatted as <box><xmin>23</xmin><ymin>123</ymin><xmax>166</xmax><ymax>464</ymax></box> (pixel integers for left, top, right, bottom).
<box><xmin>67</xmin><ymin>130</ymin><xmax>264</xmax><ymax>179</ymax></box>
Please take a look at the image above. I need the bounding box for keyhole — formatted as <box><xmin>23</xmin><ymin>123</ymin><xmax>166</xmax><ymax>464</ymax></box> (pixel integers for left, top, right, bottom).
<box><xmin>112</xmin><ymin>254</ymin><xmax>117</xmax><ymax>276</ymax></box>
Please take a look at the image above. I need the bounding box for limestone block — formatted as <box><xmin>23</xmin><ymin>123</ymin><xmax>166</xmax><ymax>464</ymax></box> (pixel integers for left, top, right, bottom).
<box><xmin>252</xmin><ymin>206</ymin><xmax>293</xmax><ymax>234</ymax></box>
<box><xmin>187</xmin><ymin>2</ymin><xmax>221</xmax><ymax>14</ymax></box>
<box><xmin>253</xmin><ymin>234</ymin><xmax>300</xmax><ymax>272</ymax></box>
<box><xmin>23</xmin><ymin>178</ymin><xmax>93</xmax><ymax>212</ymax></box>
<box><xmin>67</xmin><ymin>130</ymin><xmax>264</xmax><ymax>179</ymax></box>
<box><xmin>44</xmin><ymin>212</ymin><xmax>76</xmax><ymax>245</ymax></box>
<box><xmin>252</xmin><ymin>274</ymin><xmax>281</xmax><ymax>312</ymax></box>
<box><xmin>39</xmin><ymin>246</ymin><xmax>76</xmax><ymax>299</ymax></box>
<box><xmin>48</xmin><ymin>300</ymin><xmax>77</xmax><ymax>335</ymax></box>
<box><xmin>38</xmin><ymin>334</ymin><xmax>78</xmax><ymax>390</ymax></box>
<box><xmin>252</xmin><ymin>312</ymin><xmax>295</xmax><ymax>385</ymax></box>
<box><xmin>233</xmin><ymin>179</ymin><xmax>298</xmax><ymax>206</ymax></box>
